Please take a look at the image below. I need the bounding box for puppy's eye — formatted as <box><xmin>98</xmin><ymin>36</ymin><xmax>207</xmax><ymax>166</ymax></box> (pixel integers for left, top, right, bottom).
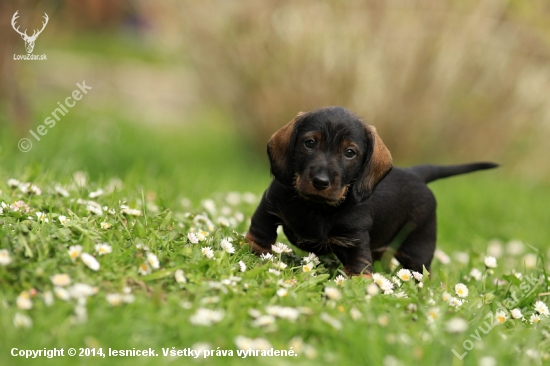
<box><xmin>345</xmin><ymin>149</ymin><xmax>357</xmax><ymax>158</ymax></box>
<box><xmin>304</xmin><ymin>139</ymin><xmax>316</xmax><ymax>149</ymax></box>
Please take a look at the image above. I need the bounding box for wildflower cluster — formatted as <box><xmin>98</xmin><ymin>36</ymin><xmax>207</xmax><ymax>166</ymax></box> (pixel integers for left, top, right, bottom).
<box><xmin>1</xmin><ymin>176</ymin><xmax>550</xmax><ymax>364</ymax></box>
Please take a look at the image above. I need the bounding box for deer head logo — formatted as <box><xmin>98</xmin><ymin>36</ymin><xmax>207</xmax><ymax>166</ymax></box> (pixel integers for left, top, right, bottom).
<box><xmin>11</xmin><ymin>11</ymin><xmax>49</xmax><ymax>54</ymax></box>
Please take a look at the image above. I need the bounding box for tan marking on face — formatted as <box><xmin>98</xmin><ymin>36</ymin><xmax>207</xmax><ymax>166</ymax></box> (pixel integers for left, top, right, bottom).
<box><xmin>342</xmin><ymin>139</ymin><xmax>360</xmax><ymax>153</ymax></box>
<box><xmin>302</xmin><ymin>131</ymin><xmax>322</xmax><ymax>143</ymax></box>
<box><xmin>295</xmin><ymin>173</ymin><xmax>349</xmax><ymax>206</ymax></box>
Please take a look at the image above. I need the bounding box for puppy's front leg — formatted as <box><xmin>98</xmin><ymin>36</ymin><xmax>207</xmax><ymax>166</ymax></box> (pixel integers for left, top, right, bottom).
<box><xmin>331</xmin><ymin>233</ymin><xmax>373</xmax><ymax>278</ymax></box>
<box><xmin>246</xmin><ymin>192</ymin><xmax>279</xmax><ymax>255</ymax></box>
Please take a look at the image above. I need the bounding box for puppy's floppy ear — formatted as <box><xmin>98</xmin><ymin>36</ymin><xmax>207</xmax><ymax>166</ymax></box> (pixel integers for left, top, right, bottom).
<box><xmin>267</xmin><ymin>112</ymin><xmax>305</xmax><ymax>185</ymax></box>
<box><xmin>354</xmin><ymin>125</ymin><xmax>393</xmax><ymax>200</ymax></box>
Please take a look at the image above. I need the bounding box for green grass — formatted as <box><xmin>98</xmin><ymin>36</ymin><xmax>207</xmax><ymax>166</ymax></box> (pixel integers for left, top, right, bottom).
<box><xmin>0</xmin><ymin>117</ymin><xmax>549</xmax><ymax>366</ymax></box>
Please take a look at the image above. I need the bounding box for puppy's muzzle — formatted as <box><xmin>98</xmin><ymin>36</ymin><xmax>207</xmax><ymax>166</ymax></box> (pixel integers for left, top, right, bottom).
<box><xmin>311</xmin><ymin>172</ymin><xmax>330</xmax><ymax>191</ymax></box>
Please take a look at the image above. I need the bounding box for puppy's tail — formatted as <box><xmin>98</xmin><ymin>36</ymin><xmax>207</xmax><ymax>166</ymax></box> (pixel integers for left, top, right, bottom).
<box><xmin>409</xmin><ymin>162</ymin><xmax>499</xmax><ymax>184</ymax></box>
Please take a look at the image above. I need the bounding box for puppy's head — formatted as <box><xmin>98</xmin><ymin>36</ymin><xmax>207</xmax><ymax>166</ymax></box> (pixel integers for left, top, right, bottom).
<box><xmin>268</xmin><ymin>106</ymin><xmax>393</xmax><ymax>205</ymax></box>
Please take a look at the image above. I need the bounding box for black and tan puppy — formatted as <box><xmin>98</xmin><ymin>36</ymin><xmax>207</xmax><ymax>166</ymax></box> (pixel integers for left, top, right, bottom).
<box><xmin>246</xmin><ymin>106</ymin><xmax>497</xmax><ymax>276</ymax></box>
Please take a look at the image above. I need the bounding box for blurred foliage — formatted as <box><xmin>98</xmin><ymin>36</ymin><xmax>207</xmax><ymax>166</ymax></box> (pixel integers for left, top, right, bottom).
<box><xmin>176</xmin><ymin>0</ymin><xmax>550</xmax><ymax>178</ymax></box>
<box><xmin>0</xmin><ymin>109</ymin><xmax>270</xmax><ymax>201</ymax></box>
<box><xmin>1</xmin><ymin>0</ymin><xmax>550</xmax><ymax>181</ymax></box>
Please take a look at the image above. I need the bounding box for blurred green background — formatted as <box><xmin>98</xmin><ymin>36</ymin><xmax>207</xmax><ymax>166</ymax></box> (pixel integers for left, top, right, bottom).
<box><xmin>1</xmin><ymin>0</ymin><xmax>550</xmax><ymax>232</ymax></box>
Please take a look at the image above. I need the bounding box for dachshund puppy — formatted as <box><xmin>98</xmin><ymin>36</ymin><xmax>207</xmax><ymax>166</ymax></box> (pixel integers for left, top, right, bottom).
<box><xmin>246</xmin><ymin>106</ymin><xmax>497</xmax><ymax>276</ymax></box>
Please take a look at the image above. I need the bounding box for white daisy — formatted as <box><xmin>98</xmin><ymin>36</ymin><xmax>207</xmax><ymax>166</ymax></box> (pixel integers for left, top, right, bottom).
<box><xmin>201</xmin><ymin>246</ymin><xmax>215</xmax><ymax>259</ymax></box>
<box><xmin>320</xmin><ymin>312</ymin><xmax>342</xmax><ymax>330</ymax></box>
<box><xmin>20</xmin><ymin>182</ymin><xmax>42</xmax><ymax>195</ymax></box>
<box><xmin>187</xmin><ymin>232</ymin><xmax>199</xmax><ymax>244</ymax></box>
<box><xmin>276</xmin><ymin>288</ymin><xmax>289</xmax><ymax>297</ymax></box>
<box><xmin>324</xmin><ymin>287</ymin><xmax>342</xmax><ymax>301</ymax></box>
<box><xmin>189</xmin><ymin>308</ymin><xmax>225</xmax><ymax>326</ymax></box>
<box><xmin>16</xmin><ymin>291</ymin><xmax>33</xmax><ymax>310</ymax></box>
<box><xmin>120</xmin><ymin>206</ymin><xmax>141</xmax><ymax>216</ymax></box>
<box><xmin>366</xmin><ymin>283</ymin><xmax>380</xmax><ymax>296</ymax></box>
<box><xmin>453</xmin><ymin>251</ymin><xmax>470</xmax><ymax>264</ymax></box>
<box><xmin>200</xmin><ymin>296</ymin><xmax>220</xmax><ymax>305</ymax></box>
<box><xmin>100</xmin><ymin>222</ymin><xmax>112</xmax><ymax>229</ymax></box>
<box><xmin>495</xmin><ymin>310</ymin><xmax>507</xmax><ymax>324</ymax></box>
<box><xmin>266</xmin><ymin>306</ymin><xmax>300</xmax><ymax>321</ymax></box>
<box><xmin>242</xmin><ymin>192</ymin><xmax>257</xmax><ymax>204</ymax></box>
<box><xmin>427</xmin><ymin>308</ymin><xmax>439</xmax><ymax>323</ymax></box>
<box><xmin>201</xmin><ymin>199</ymin><xmax>216</xmax><ymax>214</ymax></box>
<box><xmin>197</xmin><ymin>230</ymin><xmax>209</xmax><ymax>242</ymax></box>
<box><xmin>506</xmin><ymin>240</ymin><xmax>525</xmax><ymax>256</ymax></box>
<box><xmin>58</xmin><ymin>215</ymin><xmax>69</xmax><ymax>225</ymax></box>
<box><xmin>252</xmin><ymin>315</ymin><xmax>276</xmax><ymax>327</ymax></box>
<box><xmin>55</xmin><ymin>185</ymin><xmax>70</xmax><ymax>197</ymax></box>
<box><xmin>412</xmin><ymin>271</ymin><xmax>424</xmax><ymax>281</ymax></box>
<box><xmin>448</xmin><ymin>297</ymin><xmax>464</xmax><ymax>307</ymax></box>
<box><xmin>303</xmin><ymin>252</ymin><xmax>320</xmax><ymax>266</ymax></box>
<box><xmin>7</xmin><ymin>178</ymin><xmax>20</xmax><ymax>188</ymax></box>
<box><xmin>225</xmin><ymin>192</ymin><xmax>241</xmax><ymax>206</ymax></box>
<box><xmin>36</xmin><ymin>212</ymin><xmax>49</xmax><ymax>223</ymax></box>
<box><xmin>534</xmin><ymin>300</ymin><xmax>549</xmax><ymax>316</ymax></box>
<box><xmin>68</xmin><ymin>245</ymin><xmax>83</xmax><ymax>261</ymax></box>
<box><xmin>350</xmin><ymin>308</ymin><xmax>362</xmax><ymax>321</ymax></box>
<box><xmin>138</xmin><ymin>262</ymin><xmax>152</xmax><ymax>276</ymax></box>
<box><xmin>272</xmin><ymin>242</ymin><xmax>293</xmax><ymax>254</ymax></box>
<box><xmin>81</xmin><ymin>252</ymin><xmax>100</xmax><ymax>271</ymax></box>
<box><xmin>469</xmin><ymin>268</ymin><xmax>483</xmax><ymax>281</ymax></box>
<box><xmin>445</xmin><ymin>318</ymin><xmax>468</xmax><ymax>333</ymax></box>
<box><xmin>396</xmin><ymin>268</ymin><xmax>412</xmax><ymax>282</ymax></box>
<box><xmin>50</xmin><ymin>274</ymin><xmax>71</xmax><ymax>287</ymax></box>
<box><xmin>67</xmin><ymin>283</ymin><xmax>97</xmax><ymax>299</ymax></box>
<box><xmin>238</xmin><ymin>260</ymin><xmax>247</xmax><ymax>272</ymax></box>
<box><xmin>523</xmin><ymin>254</ymin><xmax>538</xmax><ymax>269</ymax></box>
<box><xmin>84</xmin><ymin>201</ymin><xmax>103</xmax><ymax>216</ymax></box>
<box><xmin>260</xmin><ymin>252</ymin><xmax>274</xmax><ymax>261</ymax></box>
<box><xmin>175</xmin><ymin>269</ymin><xmax>187</xmax><ymax>284</ymax></box>
<box><xmin>302</xmin><ymin>262</ymin><xmax>314</xmax><ymax>272</ymax></box>
<box><xmin>372</xmin><ymin>273</ymin><xmax>394</xmax><ymax>292</ymax></box>
<box><xmin>377</xmin><ymin>315</ymin><xmax>390</xmax><ymax>327</ymax></box>
<box><xmin>43</xmin><ymin>291</ymin><xmax>54</xmax><ymax>306</ymax></box>
<box><xmin>106</xmin><ymin>293</ymin><xmax>123</xmax><ymax>306</ymax></box>
<box><xmin>454</xmin><ymin>283</ymin><xmax>469</xmax><ymax>298</ymax></box>
<box><xmin>95</xmin><ymin>243</ymin><xmax>112</xmax><ymax>256</ymax></box>
<box><xmin>13</xmin><ymin>313</ymin><xmax>32</xmax><ymax>328</ymax></box>
<box><xmin>0</xmin><ymin>249</ymin><xmax>12</xmax><ymax>266</ymax></box>
<box><xmin>88</xmin><ymin>189</ymin><xmax>103</xmax><ymax>199</ymax></box>
<box><xmin>484</xmin><ymin>255</ymin><xmax>497</xmax><ymax>268</ymax></box>
<box><xmin>235</xmin><ymin>336</ymin><xmax>272</xmax><ymax>351</ymax></box>
<box><xmin>54</xmin><ymin>287</ymin><xmax>71</xmax><ymax>301</ymax></box>
<box><xmin>146</xmin><ymin>252</ymin><xmax>160</xmax><ymax>269</ymax></box>
<box><xmin>434</xmin><ymin>249</ymin><xmax>451</xmax><ymax>264</ymax></box>
<box><xmin>220</xmin><ymin>239</ymin><xmax>235</xmax><ymax>254</ymax></box>
<box><xmin>510</xmin><ymin>308</ymin><xmax>523</xmax><ymax>320</ymax></box>
<box><xmin>530</xmin><ymin>313</ymin><xmax>541</xmax><ymax>324</ymax></box>
<box><xmin>334</xmin><ymin>275</ymin><xmax>346</xmax><ymax>285</ymax></box>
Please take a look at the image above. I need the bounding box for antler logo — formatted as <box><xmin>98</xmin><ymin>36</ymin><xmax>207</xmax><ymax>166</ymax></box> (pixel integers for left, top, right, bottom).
<box><xmin>11</xmin><ymin>10</ymin><xmax>49</xmax><ymax>54</ymax></box>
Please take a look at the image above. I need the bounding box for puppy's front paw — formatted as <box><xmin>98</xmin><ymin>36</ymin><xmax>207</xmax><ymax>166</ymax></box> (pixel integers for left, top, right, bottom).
<box><xmin>245</xmin><ymin>232</ymin><xmax>272</xmax><ymax>256</ymax></box>
<box><xmin>343</xmin><ymin>265</ymin><xmax>372</xmax><ymax>278</ymax></box>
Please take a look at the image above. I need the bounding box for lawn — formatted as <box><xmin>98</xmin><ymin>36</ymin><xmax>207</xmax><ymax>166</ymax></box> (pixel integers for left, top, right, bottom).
<box><xmin>1</xmin><ymin>114</ymin><xmax>549</xmax><ymax>366</ymax></box>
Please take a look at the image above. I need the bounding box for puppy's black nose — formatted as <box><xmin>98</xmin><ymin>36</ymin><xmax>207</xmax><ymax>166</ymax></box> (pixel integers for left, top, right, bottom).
<box><xmin>312</xmin><ymin>174</ymin><xmax>330</xmax><ymax>190</ymax></box>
